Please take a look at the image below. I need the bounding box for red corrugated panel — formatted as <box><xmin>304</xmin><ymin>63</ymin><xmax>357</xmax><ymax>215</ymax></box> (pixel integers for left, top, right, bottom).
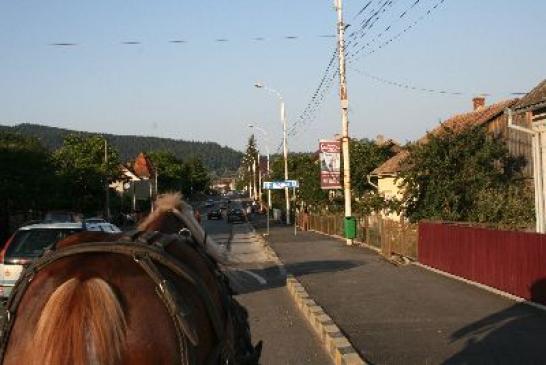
<box><xmin>418</xmin><ymin>222</ymin><xmax>546</xmax><ymax>304</ymax></box>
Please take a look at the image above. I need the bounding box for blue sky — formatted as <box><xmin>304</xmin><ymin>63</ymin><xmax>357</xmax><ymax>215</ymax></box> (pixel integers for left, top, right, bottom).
<box><xmin>1</xmin><ymin>1</ymin><xmax>545</xmax><ymax>153</ymax></box>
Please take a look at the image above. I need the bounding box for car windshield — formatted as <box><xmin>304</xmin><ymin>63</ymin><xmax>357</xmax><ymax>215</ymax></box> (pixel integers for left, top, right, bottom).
<box><xmin>6</xmin><ymin>229</ymin><xmax>82</xmax><ymax>258</ymax></box>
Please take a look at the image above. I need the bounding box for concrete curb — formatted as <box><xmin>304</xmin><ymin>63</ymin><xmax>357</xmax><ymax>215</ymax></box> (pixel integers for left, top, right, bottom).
<box><xmin>285</xmin><ymin>275</ymin><xmax>366</xmax><ymax>365</ymax></box>
<box><xmin>248</xmin><ymin>224</ymin><xmax>366</xmax><ymax>365</ymax></box>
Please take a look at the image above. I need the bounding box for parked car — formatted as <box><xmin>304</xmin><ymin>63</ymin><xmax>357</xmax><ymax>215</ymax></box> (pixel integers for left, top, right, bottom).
<box><xmin>44</xmin><ymin>211</ymin><xmax>80</xmax><ymax>222</ymax></box>
<box><xmin>84</xmin><ymin>217</ymin><xmax>107</xmax><ymax>224</ymax></box>
<box><xmin>227</xmin><ymin>208</ymin><xmax>246</xmax><ymax>223</ymax></box>
<box><xmin>0</xmin><ymin>221</ymin><xmax>120</xmax><ymax>299</ymax></box>
<box><xmin>207</xmin><ymin>208</ymin><xmax>222</xmax><ymax>220</ymax></box>
<box><xmin>205</xmin><ymin>199</ymin><xmax>215</xmax><ymax>208</ymax></box>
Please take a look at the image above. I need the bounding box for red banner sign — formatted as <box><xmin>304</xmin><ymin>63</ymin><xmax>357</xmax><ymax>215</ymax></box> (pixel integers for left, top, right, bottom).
<box><xmin>319</xmin><ymin>140</ymin><xmax>341</xmax><ymax>189</ymax></box>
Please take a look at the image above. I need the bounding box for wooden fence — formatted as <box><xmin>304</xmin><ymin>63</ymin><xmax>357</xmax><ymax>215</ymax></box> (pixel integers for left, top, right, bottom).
<box><xmin>306</xmin><ymin>213</ymin><xmax>418</xmax><ymax>259</ymax></box>
<box><xmin>419</xmin><ymin>222</ymin><xmax>546</xmax><ymax>304</ymax></box>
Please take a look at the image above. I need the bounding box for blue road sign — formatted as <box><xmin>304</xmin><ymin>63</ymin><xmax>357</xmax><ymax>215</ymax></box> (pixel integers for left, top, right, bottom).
<box><xmin>263</xmin><ymin>180</ymin><xmax>299</xmax><ymax>190</ymax></box>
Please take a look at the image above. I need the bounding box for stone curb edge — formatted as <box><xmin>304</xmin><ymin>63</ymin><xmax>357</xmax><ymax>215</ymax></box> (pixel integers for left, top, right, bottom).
<box><xmin>247</xmin><ymin>224</ymin><xmax>367</xmax><ymax>365</ymax></box>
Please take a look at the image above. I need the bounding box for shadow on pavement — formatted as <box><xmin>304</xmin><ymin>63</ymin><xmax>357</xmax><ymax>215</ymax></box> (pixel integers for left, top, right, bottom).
<box><xmin>228</xmin><ymin>259</ymin><xmax>362</xmax><ymax>295</ymax></box>
<box><xmin>284</xmin><ymin>259</ymin><xmax>363</xmax><ymax>276</ymax></box>
<box><xmin>444</xmin><ymin>278</ymin><xmax>546</xmax><ymax>364</ymax></box>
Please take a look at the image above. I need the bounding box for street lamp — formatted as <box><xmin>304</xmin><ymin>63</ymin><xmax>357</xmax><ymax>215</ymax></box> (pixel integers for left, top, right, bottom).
<box><xmin>248</xmin><ymin>123</ymin><xmax>271</xmax><ymax>210</ymax></box>
<box><xmin>254</xmin><ymin>82</ymin><xmax>291</xmax><ymax>225</ymax></box>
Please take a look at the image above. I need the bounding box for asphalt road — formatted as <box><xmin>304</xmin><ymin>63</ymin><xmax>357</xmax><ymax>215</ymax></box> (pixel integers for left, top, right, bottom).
<box><xmin>203</xmin><ymin>211</ymin><xmax>331</xmax><ymax>365</ymax></box>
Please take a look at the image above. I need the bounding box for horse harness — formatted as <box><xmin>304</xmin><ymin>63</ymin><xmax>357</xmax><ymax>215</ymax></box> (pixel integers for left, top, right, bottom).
<box><xmin>0</xmin><ymin>229</ymin><xmax>242</xmax><ymax>365</ymax></box>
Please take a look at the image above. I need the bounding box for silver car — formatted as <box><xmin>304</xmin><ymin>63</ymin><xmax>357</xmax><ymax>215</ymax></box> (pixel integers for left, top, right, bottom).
<box><xmin>0</xmin><ymin>221</ymin><xmax>120</xmax><ymax>299</ymax></box>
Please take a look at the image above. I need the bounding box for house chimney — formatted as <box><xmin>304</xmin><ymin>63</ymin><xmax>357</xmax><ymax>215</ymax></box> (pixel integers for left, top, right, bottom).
<box><xmin>472</xmin><ymin>96</ymin><xmax>485</xmax><ymax>110</ymax></box>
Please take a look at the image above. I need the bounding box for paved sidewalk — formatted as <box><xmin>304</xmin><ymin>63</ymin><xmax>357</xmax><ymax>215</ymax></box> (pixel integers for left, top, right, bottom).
<box><xmin>258</xmin><ymin>224</ymin><xmax>546</xmax><ymax>365</ymax></box>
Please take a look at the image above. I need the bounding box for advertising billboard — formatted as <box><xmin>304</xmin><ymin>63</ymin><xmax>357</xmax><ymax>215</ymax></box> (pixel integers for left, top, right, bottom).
<box><xmin>319</xmin><ymin>140</ymin><xmax>341</xmax><ymax>189</ymax></box>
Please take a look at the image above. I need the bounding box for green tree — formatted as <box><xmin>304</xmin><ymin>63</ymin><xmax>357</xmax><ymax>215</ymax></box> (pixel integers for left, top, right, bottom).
<box><xmin>399</xmin><ymin>125</ymin><xmax>533</xmax><ymax>228</ymax></box>
<box><xmin>270</xmin><ymin>153</ymin><xmax>328</xmax><ymax>210</ymax></box>
<box><xmin>183</xmin><ymin>158</ymin><xmax>211</xmax><ymax>195</ymax></box>
<box><xmin>350</xmin><ymin>138</ymin><xmax>397</xmax><ymax>196</ymax></box>
<box><xmin>0</xmin><ymin>132</ymin><xmax>57</xmax><ymax>240</ymax></box>
<box><xmin>53</xmin><ymin>134</ymin><xmax>121</xmax><ymax>214</ymax></box>
<box><xmin>237</xmin><ymin>135</ymin><xmax>259</xmax><ymax>192</ymax></box>
<box><xmin>147</xmin><ymin>150</ymin><xmax>185</xmax><ymax>193</ymax></box>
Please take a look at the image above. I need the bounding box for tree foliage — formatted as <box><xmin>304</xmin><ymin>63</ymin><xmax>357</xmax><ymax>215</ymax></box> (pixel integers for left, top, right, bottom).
<box><xmin>237</xmin><ymin>135</ymin><xmax>259</xmax><ymax>192</ymax></box>
<box><xmin>350</xmin><ymin>138</ymin><xmax>397</xmax><ymax>196</ymax></box>
<box><xmin>0</xmin><ymin>132</ymin><xmax>59</xmax><ymax>240</ymax></box>
<box><xmin>147</xmin><ymin>151</ymin><xmax>211</xmax><ymax>196</ymax></box>
<box><xmin>269</xmin><ymin>153</ymin><xmax>328</xmax><ymax>209</ymax></box>
<box><xmin>147</xmin><ymin>150</ymin><xmax>185</xmax><ymax>193</ymax></box>
<box><xmin>53</xmin><ymin>134</ymin><xmax>121</xmax><ymax>213</ymax></box>
<box><xmin>0</xmin><ymin>123</ymin><xmax>242</xmax><ymax>174</ymax></box>
<box><xmin>399</xmin><ymin>125</ymin><xmax>533</xmax><ymax>228</ymax></box>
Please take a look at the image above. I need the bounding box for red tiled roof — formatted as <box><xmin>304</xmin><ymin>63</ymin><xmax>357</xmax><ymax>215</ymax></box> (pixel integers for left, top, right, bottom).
<box><xmin>371</xmin><ymin>98</ymin><xmax>519</xmax><ymax>176</ymax></box>
<box><xmin>133</xmin><ymin>152</ymin><xmax>155</xmax><ymax>178</ymax></box>
<box><xmin>371</xmin><ymin>150</ymin><xmax>409</xmax><ymax>176</ymax></box>
<box><xmin>514</xmin><ymin>79</ymin><xmax>546</xmax><ymax>112</ymax></box>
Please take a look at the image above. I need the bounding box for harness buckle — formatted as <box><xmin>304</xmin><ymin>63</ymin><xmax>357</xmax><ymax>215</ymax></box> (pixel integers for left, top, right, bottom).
<box><xmin>178</xmin><ymin>228</ymin><xmax>192</xmax><ymax>239</ymax></box>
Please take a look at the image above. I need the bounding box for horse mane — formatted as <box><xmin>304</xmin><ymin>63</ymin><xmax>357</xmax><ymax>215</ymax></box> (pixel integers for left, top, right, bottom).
<box><xmin>139</xmin><ymin>192</ymin><xmax>190</xmax><ymax>230</ymax></box>
<box><xmin>32</xmin><ymin>278</ymin><xmax>126</xmax><ymax>365</ymax></box>
<box><xmin>139</xmin><ymin>193</ymin><xmax>232</xmax><ymax>265</ymax></box>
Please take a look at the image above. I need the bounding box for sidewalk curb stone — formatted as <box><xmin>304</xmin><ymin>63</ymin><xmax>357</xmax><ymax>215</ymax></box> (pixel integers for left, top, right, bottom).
<box><xmin>248</xmin><ymin>224</ymin><xmax>367</xmax><ymax>365</ymax></box>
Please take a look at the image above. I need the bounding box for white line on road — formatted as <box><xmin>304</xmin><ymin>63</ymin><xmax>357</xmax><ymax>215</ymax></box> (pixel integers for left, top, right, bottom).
<box><xmin>236</xmin><ymin>269</ymin><xmax>267</xmax><ymax>285</ymax></box>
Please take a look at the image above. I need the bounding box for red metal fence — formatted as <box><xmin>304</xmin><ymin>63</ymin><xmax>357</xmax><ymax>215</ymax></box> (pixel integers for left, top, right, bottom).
<box><xmin>419</xmin><ymin>222</ymin><xmax>546</xmax><ymax>304</ymax></box>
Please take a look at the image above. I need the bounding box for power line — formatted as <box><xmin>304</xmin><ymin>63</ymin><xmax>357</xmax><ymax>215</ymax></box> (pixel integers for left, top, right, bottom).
<box><xmin>348</xmin><ymin>0</ymin><xmax>447</xmax><ymax>62</ymax></box>
<box><xmin>350</xmin><ymin>66</ymin><xmax>527</xmax><ymax>97</ymax></box>
<box><xmin>287</xmin><ymin>0</ymin><xmax>396</xmax><ymax>139</ymax></box>
<box><xmin>46</xmin><ymin>34</ymin><xmax>338</xmax><ymax>47</ymax></box>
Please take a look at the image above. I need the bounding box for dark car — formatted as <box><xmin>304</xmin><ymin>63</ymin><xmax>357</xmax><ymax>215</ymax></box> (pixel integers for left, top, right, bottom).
<box><xmin>227</xmin><ymin>208</ymin><xmax>246</xmax><ymax>223</ymax></box>
<box><xmin>207</xmin><ymin>208</ymin><xmax>222</xmax><ymax>220</ymax></box>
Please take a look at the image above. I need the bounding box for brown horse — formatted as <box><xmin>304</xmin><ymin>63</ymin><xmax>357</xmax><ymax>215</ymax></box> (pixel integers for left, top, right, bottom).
<box><xmin>1</xmin><ymin>193</ymin><xmax>261</xmax><ymax>365</ymax></box>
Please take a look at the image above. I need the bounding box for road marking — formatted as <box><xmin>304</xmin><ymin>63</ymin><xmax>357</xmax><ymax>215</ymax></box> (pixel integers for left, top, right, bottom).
<box><xmin>237</xmin><ymin>269</ymin><xmax>267</xmax><ymax>285</ymax></box>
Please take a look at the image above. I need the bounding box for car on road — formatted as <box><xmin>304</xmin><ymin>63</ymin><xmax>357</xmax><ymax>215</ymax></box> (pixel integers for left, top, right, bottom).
<box><xmin>227</xmin><ymin>208</ymin><xmax>247</xmax><ymax>223</ymax></box>
<box><xmin>0</xmin><ymin>221</ymin><xmax>120</xmax><ymax>299</ymax></box>
<box><xmin>44</xmin><ymin>210</ymin><xmax>80</xmax><ymax>222</ymax></box>
<box><xmin>204</xmin><ymin>199</ymin><xmax>215</xmax><ymax>208</ymax></box>
<box><xmin>207</xmin><ymin>208</ymin><xmax>222</xmax><ymax>220</ymax></box>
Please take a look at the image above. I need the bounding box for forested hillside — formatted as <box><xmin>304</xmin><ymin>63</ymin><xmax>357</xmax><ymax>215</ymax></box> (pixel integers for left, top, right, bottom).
<box><xmin>0</xmin><ymin>123</ymin><xmax>242</xmax><ymax>174</ymax></box>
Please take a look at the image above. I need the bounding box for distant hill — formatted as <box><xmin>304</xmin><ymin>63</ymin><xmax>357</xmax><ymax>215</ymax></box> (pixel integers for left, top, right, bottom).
<box><xmin>0</xmin><ymin>123</ymin><xmax>243</xmax><ymax>175</ymax></box>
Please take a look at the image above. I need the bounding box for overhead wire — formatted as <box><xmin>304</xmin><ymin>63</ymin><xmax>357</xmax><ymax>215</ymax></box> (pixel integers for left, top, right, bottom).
<box><xmin>289</xmin><ymin>0</ymin><xmax>449</xmax><ymax>141</ymax></box>
<box><xmin>348</xmin><ymin>0</ymin><xmax>447</xmax><ymax>62</ymax></box>
<box><xmin>350</xmin><ymin>66</ymin><xmax>527</xmax><ymax>97</ymax></box>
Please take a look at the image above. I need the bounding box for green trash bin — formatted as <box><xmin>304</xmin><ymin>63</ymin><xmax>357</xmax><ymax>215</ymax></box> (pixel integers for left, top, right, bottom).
<box><xmin>344</xmin><ymin>216</ymin><xmax>357</xmax><ymax>239</ymax></box>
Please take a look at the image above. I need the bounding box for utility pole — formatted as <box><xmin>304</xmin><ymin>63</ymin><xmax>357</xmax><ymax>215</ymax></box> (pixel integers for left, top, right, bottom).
<box><xmin>282</xmin><ymin>100</ymin><xmax>291</xmax><ymax>225</ymax></box>
<box><xmin>254</xmin><ymin>82</ymin><xmax>291</xmax><ymax>225</ymax></box>
<box><xmin>257</xmin><ymin>151</ymin><xmax>262</xmax><ymax>207</ymax></box>
<box><xmin>335</xmin><ymin>0</ymin><xmax>353</xmax><ymax>245</ymax></box>
<box><xmin>248</xmin><ymin>164</ymin><xmax>253</xmax><ymax>199</ymax></box>
<box><xmin>252</xmin><ymin>157</ymin><xmax>257</xmax><ymax>201</ymax></box>
<box><xmin>104</xmin><ymin>139</ymin><xmax>111</xmax><ymax>221</ymax></box>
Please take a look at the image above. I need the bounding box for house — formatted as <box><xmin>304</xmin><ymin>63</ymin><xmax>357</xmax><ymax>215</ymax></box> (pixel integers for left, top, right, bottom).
<box><xmin>109</xmin><ymin>165</ymin><xmax>142</xmax><ymax>194</ymax></box>
<box><xmin>507</xmin><ymin>79</ymin><xmax>546</xmax><ymax>232</ymax></box>
<box><xmin>109</xmin><ymin>152</ymin><xmax>158</xmax><ymax>208</ymax></box>
<box><xmin>370</xmin><ymin>96</ymin><xmax>525</xmax><ymax>220</ymax></box>
<box><xmin>211</xmin><ymin>176</ymin><xmax>236</xmax><ymax>193</ymax></box>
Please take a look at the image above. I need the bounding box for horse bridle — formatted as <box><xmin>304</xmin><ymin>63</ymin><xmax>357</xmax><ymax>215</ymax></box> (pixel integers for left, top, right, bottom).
<box><xmin>0</xmin><ymin>224</ymin><xmax>233</xmax><ymax>365</ymax></box>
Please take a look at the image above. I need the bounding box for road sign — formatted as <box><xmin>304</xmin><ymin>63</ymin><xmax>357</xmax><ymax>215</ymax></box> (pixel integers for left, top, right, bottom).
<box><xmin>263</xmin><ymin>180</ymin><xmax>299</xmax><ymax>190</ymax></box>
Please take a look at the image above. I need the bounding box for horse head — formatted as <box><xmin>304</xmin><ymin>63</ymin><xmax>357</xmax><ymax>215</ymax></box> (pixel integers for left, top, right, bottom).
<box><xmin>138</xmin><ymin>192</ymin><xmax>230</xmax><ymax>265</ymax></box>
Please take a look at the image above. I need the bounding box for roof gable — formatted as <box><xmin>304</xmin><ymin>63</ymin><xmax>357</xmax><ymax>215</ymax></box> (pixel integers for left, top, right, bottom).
<box><xmin>371</xmin><ymin>98</ymin><xmax>518</xmax><ymax>176</ymax></box>
<box><xmin>514</xmin><ymin>79</ymin><xmax>546</xmax><ymax>112</ymax></box>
